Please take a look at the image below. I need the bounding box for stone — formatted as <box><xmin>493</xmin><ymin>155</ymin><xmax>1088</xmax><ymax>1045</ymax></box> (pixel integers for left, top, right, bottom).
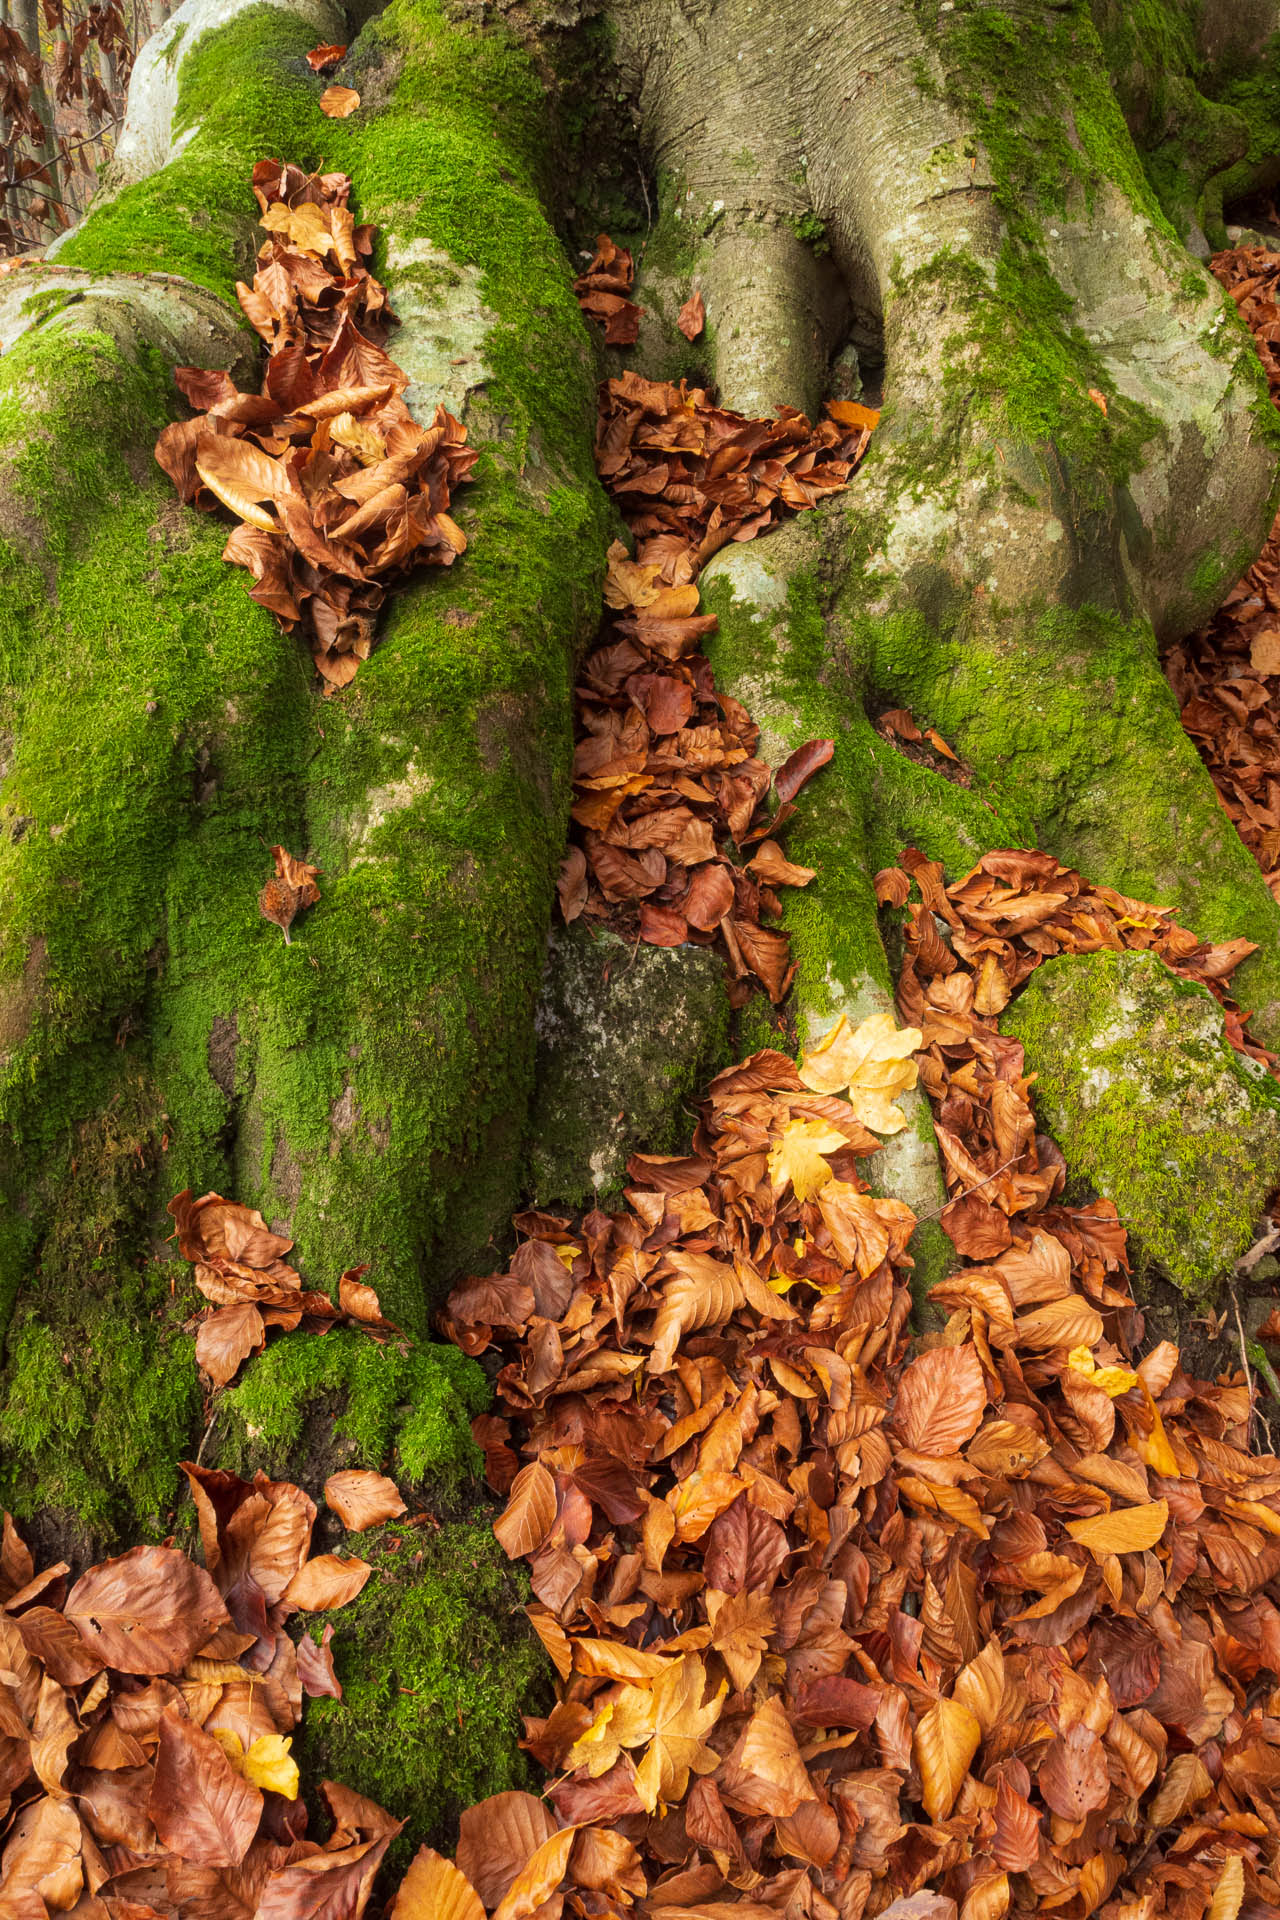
<box><xmin>529</xmin><ymin>923</ymin><xmax>731</xmax><ymax>1209</ymax></box>
<box><xmin>1002</xmin><ymin>948</ymin><xmax>1280</xmax><ymax>1298</ymax></box>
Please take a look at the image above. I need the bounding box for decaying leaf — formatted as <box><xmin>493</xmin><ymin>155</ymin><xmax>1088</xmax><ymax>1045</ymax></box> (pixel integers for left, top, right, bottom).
<box><xmin>258</xmin><ymin>843</ymin><xmax>320</xmax><ymax>943</ymax></box>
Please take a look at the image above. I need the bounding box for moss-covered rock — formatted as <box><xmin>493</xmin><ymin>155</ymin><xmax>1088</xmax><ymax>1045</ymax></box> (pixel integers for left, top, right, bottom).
<box><xmin>215</xmin><ymin>1328</ymin><xmax>488</xmax><ymax>1490</ymax></box>
<box><xmin>1003</xmin><ymin>947</ymin><xmax>1280</xmax><ymax>1298</ymax></box>
<box><xmin>529</xmin><ymin>923</ymin><xmax>731</xmax><ymax>1208</ymax></box>
<box><xmin>297</xmin><ymin>1518</ymin><xmax>547</xmax><ymax>1856</ymax></box>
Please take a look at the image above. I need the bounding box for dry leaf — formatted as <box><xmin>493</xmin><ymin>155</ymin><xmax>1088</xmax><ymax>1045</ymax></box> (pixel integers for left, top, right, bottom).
<box><xmin>324</xmin><ymin>1471</ymin><xmax>407</xmax><ymax>1532</ymax></box>
<box><xmin>319</xmin><ymin>84</ymin><xmax>360</xmax><ymax>116</ymax></box>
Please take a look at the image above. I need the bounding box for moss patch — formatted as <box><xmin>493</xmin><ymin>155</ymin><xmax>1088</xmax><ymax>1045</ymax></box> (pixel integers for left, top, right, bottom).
<box><xmin>217</xmin><ymin>1328</ymin><xmax>487</xmax><ymax>1490</ymax></box>
<box><xmin>1003</xmin><ymin>947</ymin><xmax>1280</xmax><ymax>1299</ymax></box>
<box><xmin>298</xmin><ymin>1518</ymin><xmax>547</xmax><ymax>1856</ymax></box>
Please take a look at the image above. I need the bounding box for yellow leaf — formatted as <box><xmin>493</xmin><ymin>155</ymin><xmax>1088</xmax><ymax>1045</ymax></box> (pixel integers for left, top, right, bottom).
<box><xmin>319</xmin><ymin>83</ymin><xmax>361</xmax><ymax>117</ymax></box>
<box><xmin>1067</xmin><ymin>1346</ymin><xmax>1139</xmax><ymax>1399</ymax></box>
<box><xmin>1207</xmin><ymin>1853</ymin><xmax>1245</xmax><ymax>1920</ymax></box>
<box><xmin>491</xmin><ymin>1826</ymin><xmax>578</xmax><ymax>1920</ymax></box>
<box><xmin>389</xmin><ymin>1845</ymin><xmax>485</xmax><ymax>1920</ymax></box>
<box><xmin>768</xmin><ymin>1117</ymin><xmax>847</xmax><ymax>1200</ymax></box>
<box><xmin>914</xmin><ymin>1697</ymin><xmax>981</xmax><ymax>1821</ymax></box>
<box><xmin>1135</xmin><ymin>1383</ymin><xmax>1179</xmax><ymax>1476</ymax></box>
<box><xmin>603</xmin><ymin>537</ymin><xmax>661</xmax><ymax>610</ymax></box>
<box><xmin>826</xmin><ymin>399</ymin><xmax>881</xmax><ymax>430</ymax></box>
<box><xmin>210</xmin><ymin>1729</ymin><xmax>299</xmax><ymax>1800</ymax></box>
<box><xmin>241</xmin><ymin>1733</ymin><xmax>299</xmax><ymax>1800</ymax></box>
<box><xmin>798</xmin><ymin>1011</ymin><xmax>922</xmax><ymax>1135</ymax></box>
<box><xmin>329</xmin><ymin>411</ymin><xmax>386</xmax><ymax>466</ymax></box>
<box><xmin>1065</xmin><ymin>1499</ymin><xmax>1169</xmax><ymax>1557</ymax></box>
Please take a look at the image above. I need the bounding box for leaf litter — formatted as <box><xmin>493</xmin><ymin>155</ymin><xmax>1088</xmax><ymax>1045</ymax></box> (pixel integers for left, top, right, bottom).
<box><xmin>427</xmin><ymin>846</ymin><xmax>1280</xmax><ymax>1920</ymax></box>
<box><xmin>1166</xmin><ymin>245</ymin><xmax>1280</xmax><ymax>906</ymax></box>
<box><xmin>154</xmin><ymin>162</ymin><xmax>476</xmax><ymax>691</ymax></box>
<box><xmin>565</xmin><ymin>236</ymin><xmax>878</xmax><ymax>1002</ymax></box>
<box><xmin>0</xmin><ymin>1471</ymin><xmax>401</xmax><ymax>1918</ymax></box>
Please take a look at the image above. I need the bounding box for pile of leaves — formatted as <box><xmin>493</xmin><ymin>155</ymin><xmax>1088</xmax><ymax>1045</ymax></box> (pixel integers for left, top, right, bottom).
<box><xmin>1163</xmin><ymin>248</ymin><xmax>1280</xmax><ymax>906</ymax></box>
<box><xmin>560</xmin><ymin>540</ymin><xmax>834</xmax><ymax>1001</ymax></box>
<box><xmin>573</xmin><ymin>233</ymin><xmax>644</xmax><ymax>346</ymax></box>
<box><xmin>434</xmin><ymin>845</ymin><xmax>1280</xmax><ymax>1920</ymax></box>
<box><xmin>155</xmin><ymin>160</ymin><xmax>476</xmax><ymax>691</ymax></box>
<box><xmin>564</xmin><ymin>242</ymin><xmax>879</xmax><ymax>998</ymax></box>
<box><xmin>0</xmin><ymin>1468</ymin><xmax>475</xmax><ymax>1918</ymax></box>
<box><xmin>168</xmin><ymin>1189</ymin><xmax>398</xmax><ymax>1389</ymax></box>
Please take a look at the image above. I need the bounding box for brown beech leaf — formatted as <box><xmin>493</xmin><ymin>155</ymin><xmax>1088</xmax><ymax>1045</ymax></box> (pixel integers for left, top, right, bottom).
<box><xmin>149</xmin><ymin>1708</ymin><xmax>263</xmax><ymax>1867</ymax></box>
<box><xmin>319</xmin><ymin>84</ymin><xmax>360</xmax><ymax>116</ymax></box>
<box><xmin>66</xmin><ymin>1545</ymin><xmax>228</xmax><ymax>1673</ymax></box>
<box><xmin>456</xmin><ymin>1792</ymin><xmax>556</xmax><ymax>1911</ymax></box>
<box><xmin>196</xmin><ymin>1302</ymin><xmax>266</xmax><ymax>1387</ymax></box>
<box><xmin>258</xmin><ymin>845</ymin><xmax>320</xmax><ymax>944</ymax></box>
<box><xmin>774</xmin><ymin>738</ymin><xmax>834</xmax><ymax>803</ymax></box>
<box><xmin>306</xmin><ymin>42</ymin><xmax>347</xmax><ymax>70</ymax></box>
<box><xmin>254</xmin><ymin>1833</ymin><xmax>396</xmax><ymax>1920</ymax></box>
<box><xmin>297</xmin><ymin>1622</ymin><xmax>343</xmax><ymax>1699</ymax></box>
<box><xmin>389</xmin><ymin>1845</ymin><xmax>484</xmax><ymax>1920</ymax></box>
<box><xmin>491</xmin><ymin>1825</ymin><xmax>577</xmax><ymax>1920</ymax></box>
<box><xmin>893</xmin><ymin>1343</ymin><xmax>986</xmax><ymax>1457</ymax></box>
<box><xmin>1038</xmin><ymin>1721</ymin><xmax>1110</xmax><ymax>1819</ymax></box>
<box><xmin>282</xmin><ymin>1554</ymin><xmax>371</xmax><ymax>1611</ymax></box>
<box><xmin>323</xmin><ymin>1472</ymin><xmax>406</xmax><ymax>1532</ymax></box>
<box><xmin>493</xmin><ymin>1461</ymin><xmax>557</xmax><ymax>1559</ymax></box>
<box><xmin>677</xmin><ymin>289</ymin><xmax>705</xmax><ymax>340</ymax></box>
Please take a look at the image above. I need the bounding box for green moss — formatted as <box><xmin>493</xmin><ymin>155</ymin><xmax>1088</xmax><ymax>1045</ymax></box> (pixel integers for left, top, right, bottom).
<box><xmin>0</xmin><ymin>0</ymin><xmax>611</xmax><ymax>1384</ymax></box>
<box><xmin>860</xmin><ymin>585</ymin><xmax>1280</xmax><ymax>1036</ymax></box>
<box><xmin>0</xmin><ymin>1281</ymin><xmax>199</xmax><ymax>1544</ymax></box>
<box><xmin>218</xmin><ymin>1329</ymin><xmax>486</xmax><ymax>1487</ymax></box>
<box><xmin>1003</xmin><ymin>947</ymin><xmax>1280</xmax><ymax>1298</ymax></box>
<box><xmin>299</xmin><ymin>1518</ymin><xmax>547</xmax><ymax>1854</ymax></box>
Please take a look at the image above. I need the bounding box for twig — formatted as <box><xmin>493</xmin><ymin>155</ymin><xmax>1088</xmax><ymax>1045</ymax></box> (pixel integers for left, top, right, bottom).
<box><xmin>911</xmin><ymin>1154</ymin><xmax>1020</xmax><ymax>1227</ymax></box>
<box><xmin>194</xmin><ymin>1391</ymin><xmax>223</xmax><ymax>1467</ymax></box>
<box><xmin>1232</xmin><ymin>1289</ymin><xmax>1255</xmax><ymax>1447</ymax></box>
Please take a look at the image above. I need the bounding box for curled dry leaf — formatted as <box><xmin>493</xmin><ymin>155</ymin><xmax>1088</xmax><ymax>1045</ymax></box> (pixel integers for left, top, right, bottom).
<box><xmin>305</xmin><ymin>41</ymin><xmax>347</xmax><ymax>70</ymax></box>
<box><xmin>258</xmin><ymin>844</ymin><xmax>320</xmax><ymax>943</ymax></box>
<box><xmin>677</xmin><ymin>287</ymin><xmax>705</xmax><ymax>340</ymax></box>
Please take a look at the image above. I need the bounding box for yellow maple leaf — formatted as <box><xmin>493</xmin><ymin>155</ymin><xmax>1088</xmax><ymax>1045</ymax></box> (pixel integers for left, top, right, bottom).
<box><xmin>1067</xmin><ymin>1345</ymin><xmax>1139</xmax><ymax>1398</ymax></box>
<box><xmin>768</xmin><ymin>1117</ymin><xmax>847</xmax><ymax>1200</ymax></box>
<box><xmin>798</xmin><ymin>1011</ymin><xmax>923</xmax><ymax>1134</ymax></box>
<box><xmin>566</xmin><ymin>1655</ymin><xmax>725</xmax><ymax>1813</ymax></box>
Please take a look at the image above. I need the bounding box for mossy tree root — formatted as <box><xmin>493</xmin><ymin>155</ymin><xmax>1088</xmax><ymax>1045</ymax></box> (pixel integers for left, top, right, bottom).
<box><xmin>607</xmin><ymin>0</ymin><xmax>1280</xmax><ymax>1063</ymax></box>
<box><xmin>0</xmin><ymin>0</ymin><xmax>609</xmax><ymax>1539</ymax></box>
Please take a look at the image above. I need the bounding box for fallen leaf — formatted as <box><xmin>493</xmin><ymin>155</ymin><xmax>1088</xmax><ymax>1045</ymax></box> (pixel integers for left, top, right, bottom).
<box><xmin>390</xmin><ymin>1846</ymin><xmax>485</xmax><ymax>1920</ymax></box>
<box><xmin>677</xmin><ymin>289</ymin><xmax>705</xmax><ymax>340</ymax></box>
<box><xmin>149</xmin><ymin>1709</ymin><xmax>263</xmax><ymax>1867</ymax></box>
<box><xmin>324</xmin><ymin>1471</ymin><xmax>407</xmax><ymax>1532</ymax></box>
<box><xmin>319</xmin><ymin>84</ymin><xmax>360</xmax><ymax>116</ymax></box>
<box><xmin>283</xmin><ymin>1554</ymin><xmax>372</xmax><ymax>1610</ymax></box>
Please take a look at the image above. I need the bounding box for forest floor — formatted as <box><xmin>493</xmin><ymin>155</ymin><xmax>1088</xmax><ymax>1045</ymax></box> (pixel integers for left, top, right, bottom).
<box><xmin>2</xmin><ymin>173</ymin><xmax>1280</xmax><ymax>1920</ymax></box>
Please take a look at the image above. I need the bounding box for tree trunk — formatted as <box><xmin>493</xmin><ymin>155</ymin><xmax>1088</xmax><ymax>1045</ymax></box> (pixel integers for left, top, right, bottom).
<box><xmin>1</xmin><ymin>0</ymin><xmax>1279</xmax><ymax>1845</ymax></box>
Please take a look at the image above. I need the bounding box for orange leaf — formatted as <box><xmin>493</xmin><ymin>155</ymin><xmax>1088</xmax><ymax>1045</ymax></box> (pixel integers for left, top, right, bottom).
<box><xmin>324</xmin><ymin>1471</ymin><xmax>407</xmax><ymax>1532</ymax></box>
<box><xmin>914</xmin><ymin>1697</ymin><xmax>981</xmax><ymax>1821</ymax></box>
<box><xmin>677</xmin><ymin>288</ymin><xmax>705</xmax><ymax>340</ymax></box>
<box><xmin>388</xmin><ymin>1846</ymin><xmax>483</xmax><ymax>1920</ymax></box>
<box><xmin>1064</xmin><ymin>1499</ymin><xmax>1168</xmax><ymax>1557</ymax></box>
<box><xmin>282</xmin><ymin>1553</ymin><xmax>372</xmax><ymax>1610</ymax></box>
<box><xmin>319</xmin><ymin>84</ymin><xmax>360</xmax><ymax>116</ymax></box>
